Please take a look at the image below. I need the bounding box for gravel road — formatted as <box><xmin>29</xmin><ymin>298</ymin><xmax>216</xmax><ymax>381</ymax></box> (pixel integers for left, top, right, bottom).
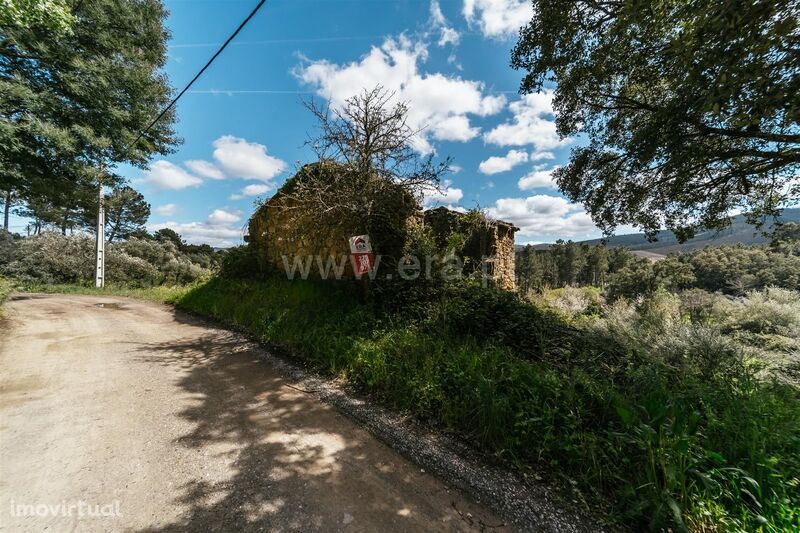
<box><xmin>0</xmin><ymin>293</ymin><xmax>508</xmax><ymax>532</ymax></box>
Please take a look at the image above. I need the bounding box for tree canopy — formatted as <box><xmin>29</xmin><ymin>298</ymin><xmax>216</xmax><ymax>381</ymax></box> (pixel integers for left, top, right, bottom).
<box><xmin>512</xmin><ymin>0</ymin><xmax>799</xmax><ymax>240</ymax></box>
<box><xmin>103</xmin><ymin>186</ymin><xmax>150</xmax><ymax>242</ymax></box>
<box><xmin>0</xmin><ymin>0</ymin><xmax>73</xmax><ymax>35</ymax></box>
<box><xmin>1</xmin><ymin>0</ymin><xmax>178</xmax><ymax>233</ymax></box>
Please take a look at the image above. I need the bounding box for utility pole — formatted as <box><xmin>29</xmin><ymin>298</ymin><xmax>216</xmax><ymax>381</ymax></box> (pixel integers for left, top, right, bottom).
<box><xmin>94</xmin><ymin>182</ymin><xmax>105</xmax><ymax>288</ymax></box>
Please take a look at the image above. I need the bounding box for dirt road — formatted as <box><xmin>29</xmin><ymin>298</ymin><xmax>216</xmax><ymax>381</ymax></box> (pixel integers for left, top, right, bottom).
<box><xmin>0</xmin><ymin>294</ymin><xmax>506</xmax><ymax>532</ymax></box>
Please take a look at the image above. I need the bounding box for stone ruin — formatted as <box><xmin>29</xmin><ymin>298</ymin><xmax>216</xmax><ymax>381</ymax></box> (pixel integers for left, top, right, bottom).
<box><xmin>247</xmin><ymin>165</ymin><xmax>519</xmax><ymax>290</ymax></box>
<box><xmin>422</xmin><ymin>207</ymin><xmax>518</xmax><ymax>290</ymax></box>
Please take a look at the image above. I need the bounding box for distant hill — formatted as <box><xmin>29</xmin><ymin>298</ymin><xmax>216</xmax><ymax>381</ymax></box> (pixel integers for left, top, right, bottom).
<box><xmin>521</xmin><ymin>208</ymin><xmax>800</xmax><ymax>255</ymax></box>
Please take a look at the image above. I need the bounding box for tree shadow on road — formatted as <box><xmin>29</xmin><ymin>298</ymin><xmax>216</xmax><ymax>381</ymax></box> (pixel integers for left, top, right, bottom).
<box><xmin>131</xmin><ymin>311</ymin><xmax>471</xmax><ymax>532</ymax></box>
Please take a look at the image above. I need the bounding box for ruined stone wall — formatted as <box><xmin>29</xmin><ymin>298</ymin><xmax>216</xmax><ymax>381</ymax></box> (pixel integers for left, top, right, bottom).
<box><xmin>250</xmin><ymin>197</ymin><xmax>518</xmax><ymax>288</ymax></box>
<box><xmin>492</xmin><ymin>224</ymin><xmax>516</xmax><ymax>290</ymax></box>
<box><xmin>249</xmin><ymin>195</ymin><xmax>358</xmax><ymax>278</ymax></box>
<box><xmin>423</xmin><ymin>207</ymin><xmax>518</xmax><ymax>290</ymax></box>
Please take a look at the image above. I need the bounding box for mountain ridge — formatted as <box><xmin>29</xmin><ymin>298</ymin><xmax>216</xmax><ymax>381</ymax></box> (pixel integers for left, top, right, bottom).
<box><xmin>522</xmin><ymin>208</ymin><xmax>800</xmax><ymax>255</ymax></box>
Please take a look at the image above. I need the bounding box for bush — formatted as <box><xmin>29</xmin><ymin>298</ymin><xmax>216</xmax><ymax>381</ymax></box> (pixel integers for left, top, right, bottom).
<box><xmin>427</xmin><ymin>282</ymin><xmax>578</xmax><ymax>361</ymax></box>
<box><xmin>529</xmin><ymin>286</ymin><xmax>605</xmax><ymax>317</ymax></box>
<box><xmin>0</xmin><ymin>276</ymin><xmax>12</xmax><ymax>306</ymax></box>
<box><xmin>219</xmin><ymin>245</ymin><xmax>263</xmax><ymax>279</ymax></box>
<box><xmin>2</xmin><ymin>232</ymin><xmax>95</xmax><ymax>284</ymax></box>
<box><xmin>0</xmin><ymin>232</ymin><xmax>212</xmax><ymax>286</ymax></box>
<box><xmin>115</xmin><ymin>237</ymin><xmax>209</xmax><ymax>284</ymax></box>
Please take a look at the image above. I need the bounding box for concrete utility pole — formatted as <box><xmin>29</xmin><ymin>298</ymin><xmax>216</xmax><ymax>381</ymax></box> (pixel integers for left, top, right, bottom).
<box><xmin>94</xmin><ymin>183</ymin><xmax>105</xmax><ymax>288</ymax></box>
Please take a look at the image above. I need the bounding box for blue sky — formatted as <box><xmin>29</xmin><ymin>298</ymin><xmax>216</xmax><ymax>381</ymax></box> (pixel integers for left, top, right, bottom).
<box><xmin>118</xmin><ymin>0</ymin><xmax>632</xmax><ymax>246</ymax></box>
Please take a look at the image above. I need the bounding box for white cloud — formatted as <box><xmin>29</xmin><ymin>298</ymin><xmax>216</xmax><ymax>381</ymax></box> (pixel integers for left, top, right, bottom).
<box><xmin>439</xmin><ymin>27</ymin><xmax>461</xmax><ymax>47</ymax></box>
<box><xmin>422</xmin><ymin>179</ymin><xmax>464</xmax><ymax>207</ymax></box>
<box><xmin>531</xmin><ymin>151</ymin><xmax>555</xmax><ymax>161</ymax></box>
<box><xmin>518</xmin><ymin>166</ymin><xmax>559</xmax><ymax>190</ymax></box>
<box><xmin>487</xmin><ymin>194</ymin><xmax>598</xmax><ymax>239</ymax></box>
<box><xmin>478</xmin><ymin>149</ymin><xmax>529</xmax><ymax>174</ymax></box>
<box><xmin>462</xmin><ymin>0</ymin><xmax>533</xmax><ymax>39</ymax></box>
<box><xmin>430</xmin><ymin>0</ymin><xmax>461</xmax><ymax>46</ymax></box>
<box><xmin>185</xmin><ymin>159</ymin><xmax>225</xmax><ymax>180</ymax></box>
<box><xmin>149</xmin><ymin>221</ymin><xmax>243</xmax><ymax>248</ymax></box>
<box><xmin>484</xmin><ymin>90</ymin><xmax>569</xmax><ymax>150</ymax></box>
<box><xmin>141</xmin><ymin>136</ymin><xmax>286</xmax><ymax>192</ymax></box>
<box><xmin>154</xmin><ymin>203</ymin><xmax>178</xmax><ymax>216</ymax></box>
<box><xmin>442</xmin><ymin>204</ymin><xmax>468</xmax><ymax>213</ymax></box>
<box><xmin>229</xmin><ymin>183</ymin><xmax>273</xmax><ymax>200</ymax></box>
<box><xmin>148</xmin><ymin>208</ymin><xmax>246</xmax><ymax>247</ymax></box>
<box><xmin>140</xmin><ymin>161</ymin><xmax>203</xmax><ymax>190</ymax></box>
<box><xmin>242</xmin><ymin>183</ymin><xmax>272</xmax><ymax>196</ymax></box>
<box><xmin>430</xmin><ymin>115</ymin><xmax>479</xmax><ymax>141</ymax></box>
<box><xmin>212</xmin><ymin>135</ymin><xmax>287</xmax><ymax>182</ymax></box>
<box><xmin>295</xmin><ymin>36</ymin><xmax>505</xmax><ymax>154</ymax></box>
<box><xmin>207</xmin><ymin>209</ymin><xmax>241</xmax><ymax>225</ymax></box>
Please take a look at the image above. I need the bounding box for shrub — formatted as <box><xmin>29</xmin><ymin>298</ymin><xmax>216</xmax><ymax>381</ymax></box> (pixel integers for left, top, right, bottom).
<box><xmin>427</xmin><ymin>281</ymin><xmax>577</xmax><ymax>361</ymax></box>
<box><xmin>219</xmin><ymin>245</ymin><xmax>263</xmax><ymax>279</ymax></box>
<box><xmin>0</xmin><ymin>233</ymin><xmax>211</xmax><ymax>285</ymax></box>
<box><xmin>2</xmin><ymin>232</ymin><xmax>95</xmax><ymax>284</ymax></box>
<box><xmin>0</xmin><ymin>276</ymin><xmax>12</xmax><ymax>306</ymax></box>
<box><xmin>529</xmin><ymin>286</ymin><xmax>605</xmax><ymax>318</ymax></box>
<box><xmin>104</xmin><ymin>251</ymin><xmax>159</xmax><ymax>285</ymax></box>
<box><xmin>115</xmin><ymin>237</ymin><xmax>209</xmax><ymax>284</ymax></box>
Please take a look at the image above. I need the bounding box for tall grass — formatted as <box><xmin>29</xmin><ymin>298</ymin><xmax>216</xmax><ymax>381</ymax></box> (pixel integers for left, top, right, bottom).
<box><xmin>169</xmin><ymin>277</ymin><xmax>799</xmax><ymax>531</ymax></box>
<box><xmin>16</xmin><ymin>282</ymin><xmax>193</xmax><ymax>303</ymax></box>
<box><xmin>0</xmin><ymin>276</ymin><xmax>13</xmax><ymax>309</ymax></box>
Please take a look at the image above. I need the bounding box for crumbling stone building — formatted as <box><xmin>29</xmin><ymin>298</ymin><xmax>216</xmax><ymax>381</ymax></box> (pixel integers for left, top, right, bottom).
<box><xmin>248</xmin><ymin>165</ymin><xmax>519</xmax><ymax>289</ymax></box>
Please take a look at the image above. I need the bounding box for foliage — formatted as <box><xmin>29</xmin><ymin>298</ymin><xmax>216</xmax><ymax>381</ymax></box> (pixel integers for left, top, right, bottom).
<box><xmin>115</xmin><ymin>237</ymin><xmax>208</xmax><ymax>285</ymax></box>
<box><xmin>517</xmin><ymin>241</ymin><xmax>633</xmax><ymax>293</ymax></box>
<box><xmin>0</xmin><ymin>232</ymin><xmax>211</xmax><ymax>285</ymax></box>
<box><xmin>218</xmin><ymin>245</ymin><xmax>264</xmax><ymax>279</ymax></box>
<box><xmin>1</xmin><ymin>0</ymin><xmax>178</xmax><ymax>234</ymax></box>
<box><xmin>102</xmin><ymin>186</ymin><xmax>150</xmax><ymax>242</ymax></box>
<box><xmin>3</xmin><ymin>231</ymin><xmax>94</xmax><ymax>284</ymax></box>
<box><xmin>512</xmin><ymin>0</ymin><xmax>799</xmax><ymax>239</ymax></box>
<box><xmin>518</xmin><ymin>241</ymin><xmax>800</xmax><ymax>300</ymax></box>
<box><xmin>0</xmin><ymin>0</ymin><xmax>73</xmax><ymax>34</ymax></box>
<box><xmin>0</xmin><ymin>275</ymin><xmax>11</xmax><ymax>307</ymax></box>
<box><xmin>0</xmin><ymin>228</ymin><xmax>17</xmax><ymax>264</ymax></box>
<box><xmin>528</xmin><ymin>286</ymin><xmax>604</xmax><ymax>318</ymax></box>
<box><xmin>169</xmin><ymin>276</ymin><xmax>799</xmax><ymax>531</ymax></box>
<box><xmin>153</xmin><ymin>228</ymin><xmax>184</xmax><ymax>248</ymax></box>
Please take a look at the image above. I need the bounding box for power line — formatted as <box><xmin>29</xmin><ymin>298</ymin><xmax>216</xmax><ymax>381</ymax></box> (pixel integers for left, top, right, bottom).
<box><xmin>170</xmin><ymin>35</ymin><xmax>385</xmax><ymax>48</ymax></box>
<box><xmin>128</xmin><ymin>0</ymin><xmax>267</xmax><ymax>151</ymax></box>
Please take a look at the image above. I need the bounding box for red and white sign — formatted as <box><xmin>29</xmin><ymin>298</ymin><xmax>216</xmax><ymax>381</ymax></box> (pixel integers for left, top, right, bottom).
<box><xmin>351</xmin><ymin>251</ymin><xmax>375</xmax><ymax>277</ymax></box>
<box><xmin>349</xmin><ymin>235</ymin><xmax>374</xmax><ymax>277</ymax></box>
<box><xmin>349</xmin><ymin>235</ymin><xmax>372</xmax><ymax>254</ymax></box>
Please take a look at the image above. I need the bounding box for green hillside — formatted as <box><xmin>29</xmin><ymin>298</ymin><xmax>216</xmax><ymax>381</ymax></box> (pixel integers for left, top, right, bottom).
<box><xmin>530</xmin><ymin>208</ymin><xmax>800</xmax><ymax>254</ymax></box>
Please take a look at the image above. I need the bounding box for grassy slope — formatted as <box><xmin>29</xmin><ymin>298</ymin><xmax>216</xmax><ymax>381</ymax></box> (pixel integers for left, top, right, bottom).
<box><xmin>173</xmin><ymin>278</ymin><xmax>800</xmax><ymax>531</ymax></box>
<box><xmin>12</xmin><ymin>277</ymin><xmax>800</xmax><ymax>531</ymax></box>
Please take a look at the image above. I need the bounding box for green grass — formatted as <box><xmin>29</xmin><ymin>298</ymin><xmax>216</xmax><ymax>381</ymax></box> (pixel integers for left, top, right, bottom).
<box><xmin>0</xmin><ymin>276</ymin><xmax>13</xmax><ymax>311</ymax></box>
<box><xmin>15</xmin><ymin>276</ymin><xmax>800</xmax><ymax>531</ymax></box>
<box><xmin>171</xmin><ymin>278</ymin><xmax>799</xmax><ymax>531</ymax></box>
<box><xmin>16</xmin><ymin>281</ymin><xmax>193</xmax><ymax>303</ymax></box>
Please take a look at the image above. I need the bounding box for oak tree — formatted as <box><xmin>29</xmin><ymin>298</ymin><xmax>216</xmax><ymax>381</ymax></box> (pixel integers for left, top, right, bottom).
<box><xmin>512</xmin><ymin>0</ymin><xmax>799</xmax><ymax>239</ymax></box>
